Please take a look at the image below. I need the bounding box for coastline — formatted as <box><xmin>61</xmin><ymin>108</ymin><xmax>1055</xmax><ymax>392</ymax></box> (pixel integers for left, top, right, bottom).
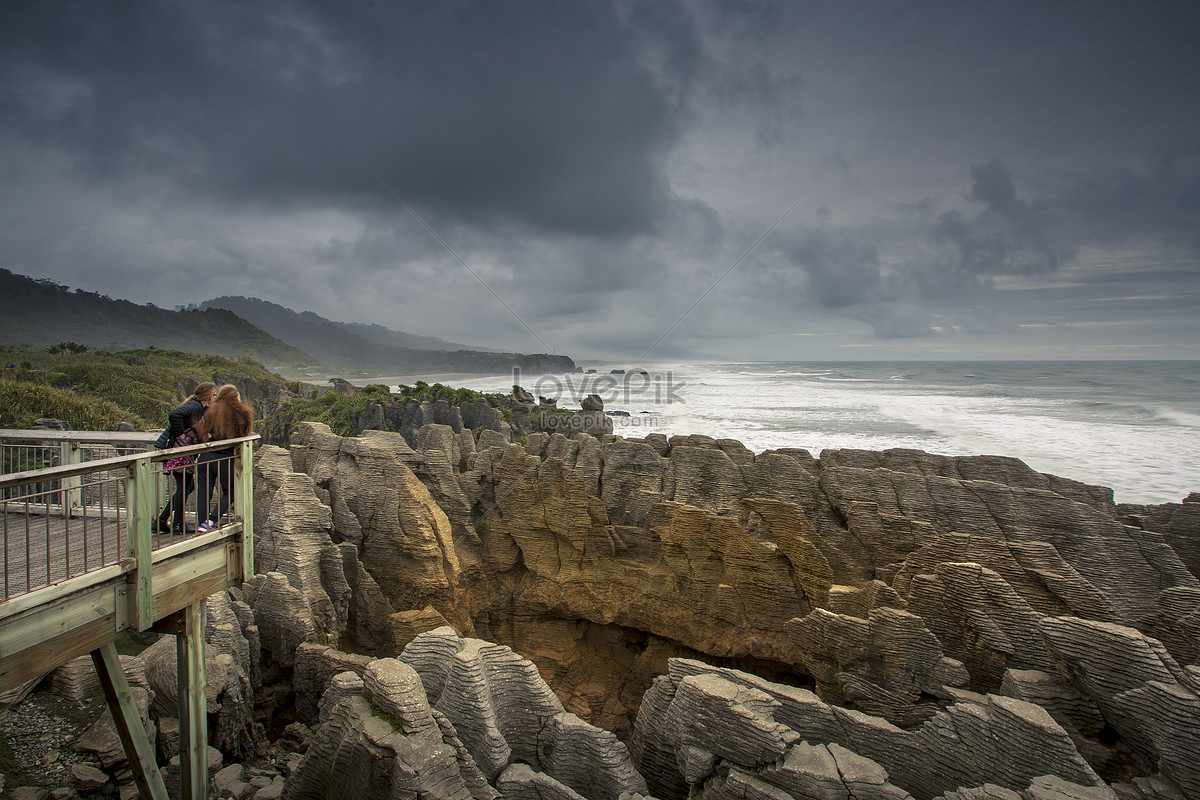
<box><xmin>348</xmin><ymin>371</ymin><xmax>517</xmax><ymax>390</ymax></box>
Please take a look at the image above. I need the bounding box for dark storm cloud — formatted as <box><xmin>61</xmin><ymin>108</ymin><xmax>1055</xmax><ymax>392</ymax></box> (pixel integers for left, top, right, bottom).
<box><xmin>0</xmin><ymin>0</ymin><xmax>701</xmax><ymax>237</ymax></box>
<box><xmin>782</xmin><ymin>231</ymin><xmax>880</xmax><ymax>308</ymax></box>
<box><xmin>931</xmin><ymin>159</ymin><xmax>1067</xmax><ymax>278</ymax></box>
<box><xmin>2</xmin><ymin>0</ymin><xmax>1198</xmax><ymax>359</ymax></box>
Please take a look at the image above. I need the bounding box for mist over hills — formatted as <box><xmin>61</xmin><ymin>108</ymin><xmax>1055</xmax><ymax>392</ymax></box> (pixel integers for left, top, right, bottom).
<box><xmin>197</xmin><ymin>295</ymin><xmax>570</xmax><ymax>375</ymax></box>
<box><xmin>199</xmin><ymin>296</ymin><xmax>493</xmax><ymax>354</ymax></box>
<box><xmin>0</xmin><ymin>270</ymin><xmax>574</xmax><ymax>376</ymax></box>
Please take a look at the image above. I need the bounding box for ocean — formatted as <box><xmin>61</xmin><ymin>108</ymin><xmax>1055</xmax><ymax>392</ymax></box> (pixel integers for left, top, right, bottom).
<box><xmin>380</xmin><ymin>361</ymin><xmax>1200</xmax><ymax>506</ymax></box>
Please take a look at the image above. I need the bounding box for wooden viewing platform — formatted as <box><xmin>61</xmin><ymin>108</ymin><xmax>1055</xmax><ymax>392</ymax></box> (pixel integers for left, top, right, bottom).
<box><xmin>0</xmin><ymin>430</ymin><xmax>259</xmax><ymax>800</ymax></box>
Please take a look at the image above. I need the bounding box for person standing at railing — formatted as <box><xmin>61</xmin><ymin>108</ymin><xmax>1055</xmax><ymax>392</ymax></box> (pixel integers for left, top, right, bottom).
<box><xmin>159</xmin><ymin>407</ymin><xmax>207</xmax><ymax>534</ymax></box>
<box><xmin>195</xmin><ymin>384</ymin><xmax>253</xmax><ymax>533</ymax></box>
<box><xmin>156</xmin><ymin>382</ymin><xmax>215</xmax><ymax>533</ymax></box>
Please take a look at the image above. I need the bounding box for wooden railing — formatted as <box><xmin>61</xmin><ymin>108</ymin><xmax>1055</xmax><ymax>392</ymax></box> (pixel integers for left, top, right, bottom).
<box><xmin>0</xmin><ymin>431</ymin><xmax>258</xmax><ymax>799</ymax></box>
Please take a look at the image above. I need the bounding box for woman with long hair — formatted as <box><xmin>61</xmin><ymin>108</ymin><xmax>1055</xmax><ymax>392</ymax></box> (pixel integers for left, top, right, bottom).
<box><xmin>157</xmin><ymin>381</ymin><xmax>215</xmax><ymax>533</ymax></box>
<box><xmin>195</xmin><ymin>384</ymin><xmax>254</xmax><ymax>533</ymax></box>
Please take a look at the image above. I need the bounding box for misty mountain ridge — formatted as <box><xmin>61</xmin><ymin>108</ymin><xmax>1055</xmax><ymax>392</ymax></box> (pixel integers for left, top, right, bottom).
<box><xmin>0</xmin><ymin>268</ymin><xmax>312</xmax><ymax>368</ymax></box>
<box><xmin>196</xmin><ymin>295</ymin><xmax>570</xmax><ymax>374</ymax></box>
<box><xmin>0</xmin><ymin>270</ymin><xmax>574</xmax><ymax>376</ymax></box>
<box><xmin>201</xmin><ymin>298</ymin><xmax>492</xmax><ymax>352</ymax></box>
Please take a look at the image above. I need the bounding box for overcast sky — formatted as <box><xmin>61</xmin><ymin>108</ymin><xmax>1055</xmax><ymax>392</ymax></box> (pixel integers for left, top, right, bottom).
<box><xmin>2</xmin><ymin>1</ymin><xmax>1198</xmax><ymax>361</ymax></box>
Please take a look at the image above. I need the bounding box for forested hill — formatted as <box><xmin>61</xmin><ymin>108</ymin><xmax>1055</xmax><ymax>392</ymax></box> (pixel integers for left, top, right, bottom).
<box><xmin>0</xmin><ymin>271</ymin><xmax>576</xmax><ymax>376</ymax></box>
<box><xmin>0</xmin><ymin>269</ymin><xmax>313</xmax><ymax>370</ymax></box>
<box><xmin>197</xmin><ymin>295</ymin><xmax>573</xmax><ymax>375</ymax></box>
<box><xmin>201</xmin><ymin>296</ymin><xmax>491</xmax><ymax>352</ymax></box>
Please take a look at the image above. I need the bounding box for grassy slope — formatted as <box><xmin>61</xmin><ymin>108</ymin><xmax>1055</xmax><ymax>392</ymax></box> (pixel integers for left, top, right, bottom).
<box><xmin>0</xmin><ymin>347</ymin><xmax>304</xmax><ymax>430</ymax></box>
<box><xmin>0</xmin><ymin>347</ymin><xmax>516</xmax><ymax>447</ymax></box>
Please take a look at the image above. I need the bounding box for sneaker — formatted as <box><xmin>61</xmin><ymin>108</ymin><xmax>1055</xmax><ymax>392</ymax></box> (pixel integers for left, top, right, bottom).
<box><xmin>197</xmin><ymin>520</ymin><xmax>217</xmax><ymax>533</ymax></box>
<box><xmin>155</xmin><ymin>518</ymin><xmax>172</xmax><ymax>533</ymax></box>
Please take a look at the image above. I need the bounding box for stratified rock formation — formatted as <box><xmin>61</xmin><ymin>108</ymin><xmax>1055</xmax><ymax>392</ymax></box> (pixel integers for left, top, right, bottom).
<box><xmin>280</xmin><ymin>630</ymin><xmax>645</xmax><ymax>800</ymax></box>
<box><xmin>238</xmin><ymin>422</ymin><xmax>1200</xmax><ymax>798</ymax></box>
<box><xmin>632</xmin><ymin>657</ymin><xmax>1105</xmax><ymax>800</ymax></box>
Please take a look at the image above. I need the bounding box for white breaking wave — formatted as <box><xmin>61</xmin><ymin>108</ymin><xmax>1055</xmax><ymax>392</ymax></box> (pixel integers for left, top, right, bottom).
<box><xmin>383</xmin><ymin>360</ymin><xmax>1200</xmax><ymax>505</ymax></box>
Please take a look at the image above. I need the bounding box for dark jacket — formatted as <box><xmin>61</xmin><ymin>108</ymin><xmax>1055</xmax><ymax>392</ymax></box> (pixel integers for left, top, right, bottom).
<box><xmin>167</xmin><ymin>398</ymin><xmax>205</xmax><ymax>446</ymax></box>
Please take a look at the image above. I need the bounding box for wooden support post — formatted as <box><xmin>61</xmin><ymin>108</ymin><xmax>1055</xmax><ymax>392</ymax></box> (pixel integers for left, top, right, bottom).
<box><xmin>126</xmin><ymin>457</ymin><xmax>155</xmax><ymax>630</ymax></box>
<box><xmin>91</xmin><ymin>643</ymin><xmax>169</xmax><ymax>800</ymax></box>
<box><xmin>177</xmin><ymin>602</ymin><xmax>208</xmax><ymax>800</ymax></box>
<box><xmin>234</xmin><ymin>439</ymin><xmax>254</xmax><ymax>582</ymax></box>
<box><xmin>60</xmin><ymin>441</ymin><xmax>81</xmax><ymax>519</ymax></box>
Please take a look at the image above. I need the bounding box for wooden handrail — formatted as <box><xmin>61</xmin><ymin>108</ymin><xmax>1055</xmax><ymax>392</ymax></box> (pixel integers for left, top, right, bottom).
<box><xmin>0</xmin><ymin>429</ymin><xmax>159</xmax><ymax>445</ymax></box>
<box><xmin>0</xmin><ymin>434</ymin><xmax>261</xmax><ymax>490</ymax></box>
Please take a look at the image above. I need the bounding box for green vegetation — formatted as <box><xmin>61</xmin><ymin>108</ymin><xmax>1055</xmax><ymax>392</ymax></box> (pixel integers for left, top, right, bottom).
<box><xmin>46</xmin><ymin>341</ymin><xmax>89</xmax><ymax>354</ymax></box>
<box><xmin>0</xmin><ymin>346</ymin><xmax>302</xmax><ymax>430</ymax></box>
<box><xmin>270</xmin><ymin>381</ymin><xmax>510</xmax><ymax>440</ymax></box>
<box><xmin>367</xmin><ymin>700</ymin><xmax>406</xmax><ymax>734</ymax></box>
<box><xmin>272</xmin><ymin>383</ymin><xmax>397</xmax><ymax>438</ymax></box>
<box><xmin>394</xmin><ymin>382</ymin><xmax>484</xmax><ymax>405</ymax></box>
<box><xmin>0</xmin><ymin>344</ymin><xmax>522</xmax><ymax>445</ymax></box>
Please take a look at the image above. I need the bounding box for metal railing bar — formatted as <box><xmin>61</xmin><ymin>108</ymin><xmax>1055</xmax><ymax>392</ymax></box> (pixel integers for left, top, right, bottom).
<box><xmin>24</xmin><ymin>497</ymin><xmax>31</xmax><ymax>593</ymax></box>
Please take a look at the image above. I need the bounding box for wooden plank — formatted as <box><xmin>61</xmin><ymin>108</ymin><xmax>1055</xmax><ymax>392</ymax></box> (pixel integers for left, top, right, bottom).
<box><xmin>152</xmin><ymin>544</ymin><xmax>231</xmax><ymax>590</ymax></box>
<box><xmin>178</xmin><ymin>603</ymin><xmax>207</xmax><ymax>800</ymax></box>
<box><xmin>0</xmin><ymin>554</ymin><xmax>229</xmax><ymax>690</ymax></box>
<box><xmin>0</xmin><ymin>579</ymin><xmax>121</xmax><ymax>657</ymax></box>
<box><xmin>154</xmin><ymin>565</ymin><xmax>230</xmax><ymax>621</ymax></box>
<box><xmin>150</xmin><ymin>525</ymin><xmax>240</xmax><ymax>565</ymax></box>
<box><xmin>0</xmin><ymin>562</ymin><xmax>126</xmax><ymax>621</ymax></box>
<box><xmin>60</xmin><ymin>441</ymin><xmax>81</xmax><ymax>519</ymax></box>
<box><xmin>1</xmin><ymin>613</ymin><xmax>116</xmax><ymax>691</ymax></box>
<box><xmin>92</xmin><ymin>642</ymin><xmax>169</xmax><ymax>800</ymax></box>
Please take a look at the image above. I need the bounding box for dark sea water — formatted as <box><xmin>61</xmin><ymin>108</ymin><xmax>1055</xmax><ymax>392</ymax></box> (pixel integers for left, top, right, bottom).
<box><xmin>389</xmin><ymin>361</ymin><xmax>1200</xmax><ymax>506</ymax></box>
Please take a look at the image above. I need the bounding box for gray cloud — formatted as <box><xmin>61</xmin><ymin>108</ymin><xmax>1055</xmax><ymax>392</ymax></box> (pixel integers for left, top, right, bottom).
<box><xmin>0</xmin><ymin>1</ymin><xmax>706</xmax><ymax>237</ymax></box>
<box><xmin>0</xmin><ymin>0</ymin><xmax>1197</xmax><ymax>360</ymax></box>
<box><xmin>782</xmin><ymin>231</ymin><xmax>880</xmax><ymax>308</ymax></box>
<box><xmin>931</xmin><ymin>159</ymin><xmax>1068</xmax><ymax>277</ymax></box>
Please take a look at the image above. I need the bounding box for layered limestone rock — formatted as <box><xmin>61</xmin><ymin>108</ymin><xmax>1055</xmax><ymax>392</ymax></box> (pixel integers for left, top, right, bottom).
<box><xmin>283</xmin><ymin>634</ymin><xmax>644</xmax><ymax>800</ymax></box>
<box><xmin>245</xmin><ymin>428</ymin><xmax>1200</xmax><ymax>796</ymax></box>
<box><xmin>1115</xmin><ymin>495</ymin><xmax>1200</xmax><ymax>580</ymax></box>
<box><xmin>281</xmin><ymin>659</ymin><xmax>486</xmax><ymax>800</ymax></box>
<box><xmin>1037</xmin><ymin>617</ymin><xmax>1200</xmax><ymax>797</ymax></box>
<box><xmin>784</xmin><ymin>605</ymin><xmax>970</xmax><ymax>725</ymax></box>
<box><xmin>400</xmin><ymin>628</ymin><xmax>648</xmax><ymax>800</ymax></box>
<box><xmin>632</xmin><ymin>658</ymin><xmax>1105</xmax><ymax>800</ymax></box>
<box><xmin>140</xmin><ymin>592</ymin><xmax>263</xmax><ymax>760</ymax></box>
<box><xmin>250</xmin><ymin>444</ymin><xmax>350</xmax><ymax>660</ymax></box>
